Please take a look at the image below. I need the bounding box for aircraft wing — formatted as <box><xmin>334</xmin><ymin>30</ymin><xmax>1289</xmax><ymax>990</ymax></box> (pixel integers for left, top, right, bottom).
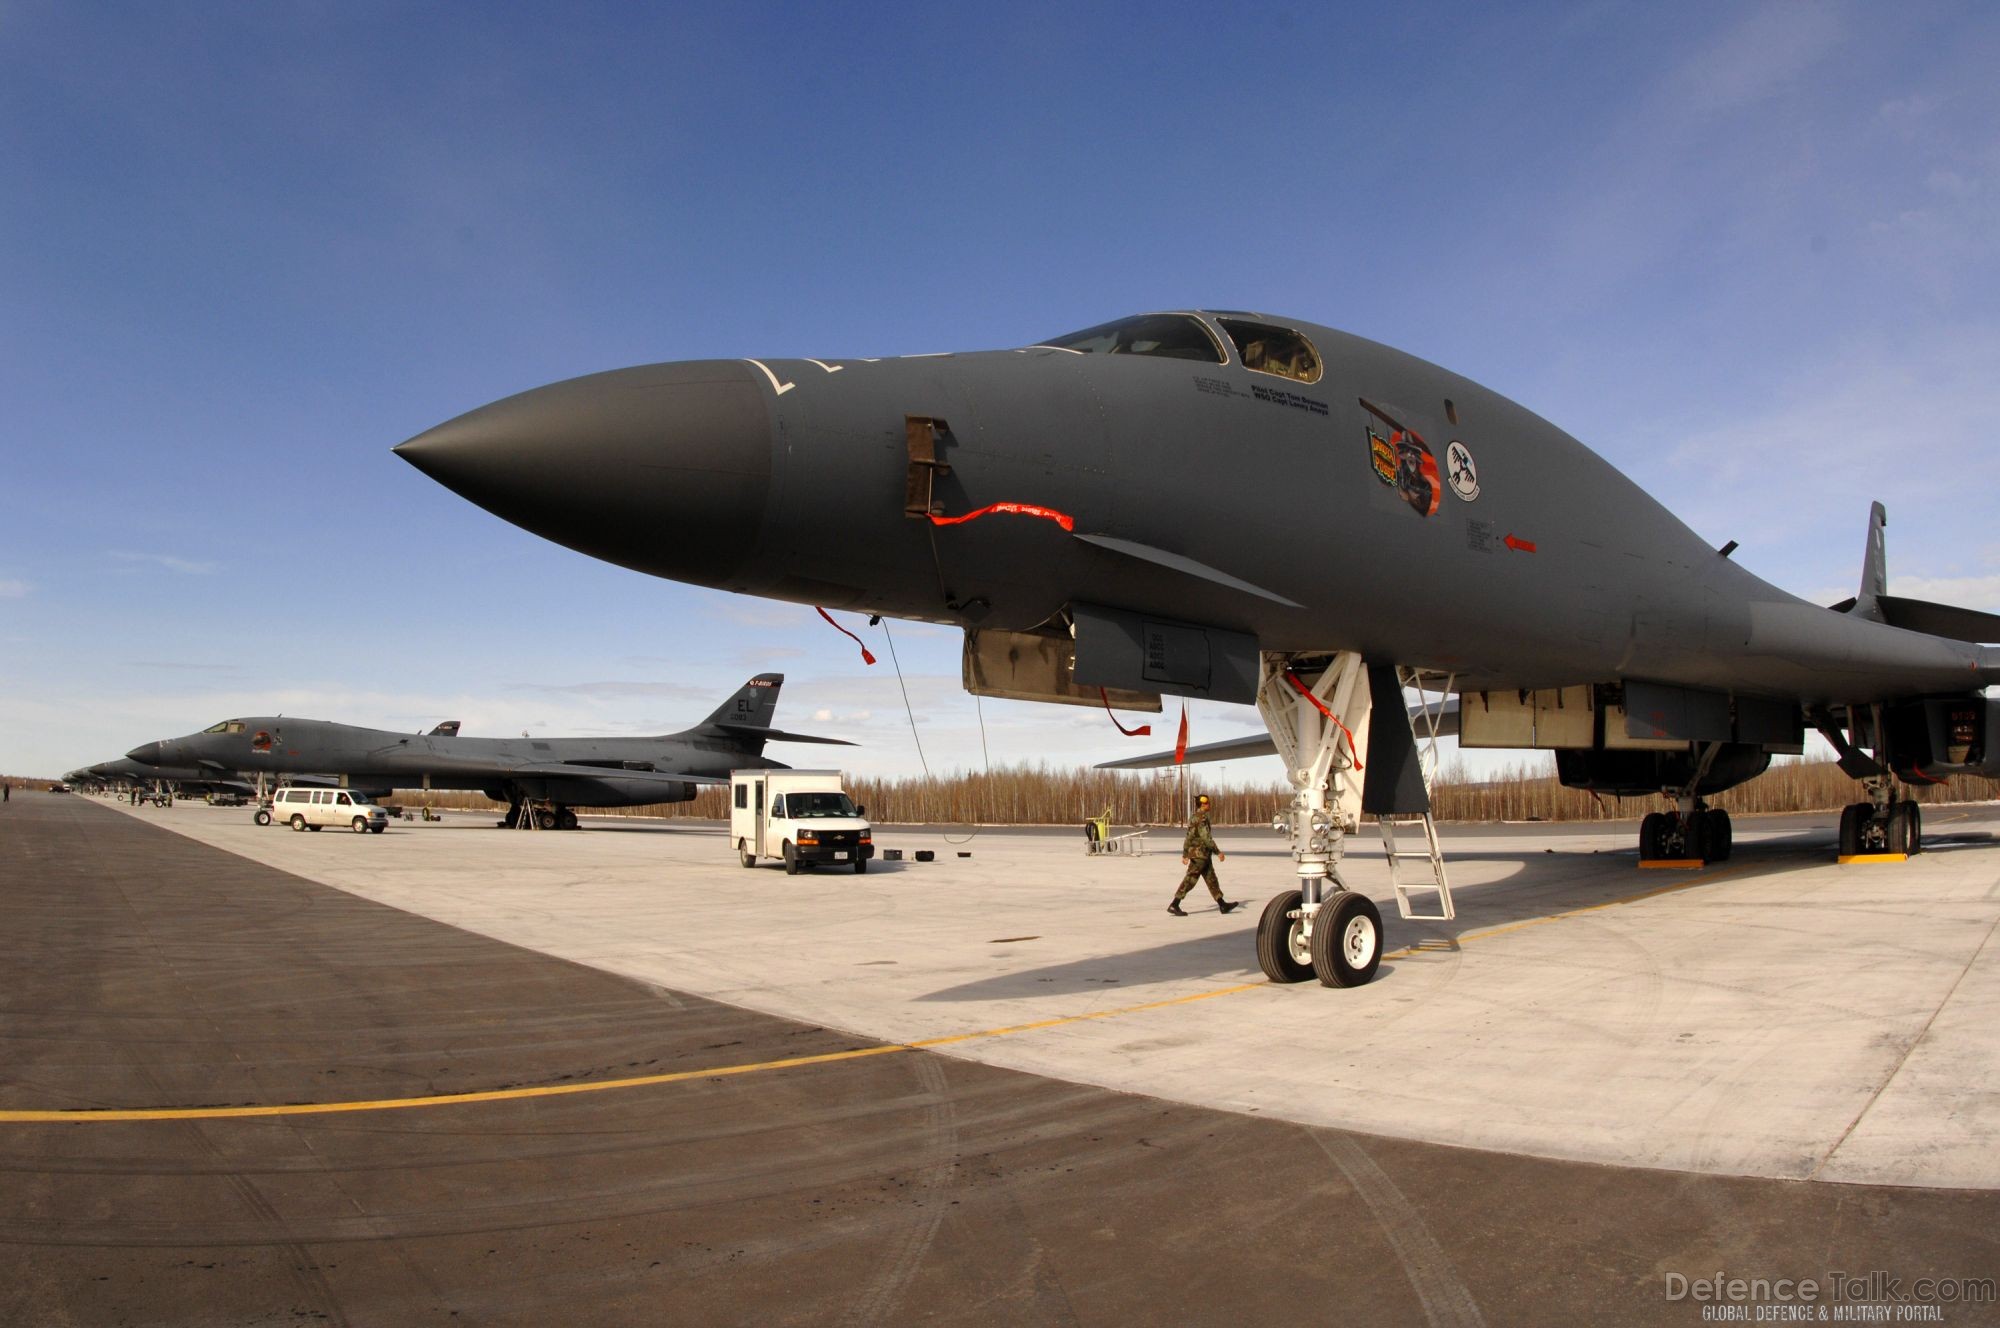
<box><xmin>503</xmin><ymin>763</ymin><xmax>730</xmax><ymax>787</ymax></box>
<box><xmin>1096</xmin><ymin>733</ymin><xmax>1280</xmax><ymax>770</ymax></box>
<box><xmin>1096</xmin><ymin>700</ymin><xmax>1459</xmax><ymax>770</ymax></box>
<box><xmin>711</xmin><ymin>723</ymin><xmax>856</xmax><ymax>746</ymax></box>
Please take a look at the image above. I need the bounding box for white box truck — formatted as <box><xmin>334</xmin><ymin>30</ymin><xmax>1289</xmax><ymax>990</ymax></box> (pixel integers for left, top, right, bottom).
<box><xmin>730</xmin><ymin>769</ymin><xmax>873</xmax><ymax>874</ymax></box>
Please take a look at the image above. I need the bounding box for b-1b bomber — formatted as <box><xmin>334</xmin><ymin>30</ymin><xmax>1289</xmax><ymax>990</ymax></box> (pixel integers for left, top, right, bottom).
<box><xmin>393</xmin><ymin>310</ymin><xmax>2000</xmax><ymax>984</ymax></box>
<box><xmin>128</xmin><ymin>674</ymin><xmax>847</xmax><ymax>830</ymax></box>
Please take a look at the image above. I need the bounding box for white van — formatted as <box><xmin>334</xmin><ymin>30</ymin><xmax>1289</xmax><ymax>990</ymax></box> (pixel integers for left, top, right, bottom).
<box><xmin>266</xmin><ymin>786</ymin><xmax>389</xmax><ymax>834</ymax></box>
<box><xmin>730</xmin><ymin>769</ymin><xmax>873</xmax><ymax>874</ymax></box>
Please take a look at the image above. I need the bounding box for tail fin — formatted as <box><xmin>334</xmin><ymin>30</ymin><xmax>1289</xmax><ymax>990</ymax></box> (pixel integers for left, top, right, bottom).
<box><xmin>694</xmin><ymin>672</ymin><xmax>856</xmax><ymax>751</ymax></box>
<box><xmin>701</xmin><ymin>674</ymin><xmax>784</xmax><ymax>729</ymax></box>
<box><xmin>1827</xmin><ymin>502</ymin><xmax>2000</xmax><ymax>646</ymax></box>
<box><xmin>1846</xmin><ymin>501</ymin><xmax>1889</xmax><ymax>622</ymax></box>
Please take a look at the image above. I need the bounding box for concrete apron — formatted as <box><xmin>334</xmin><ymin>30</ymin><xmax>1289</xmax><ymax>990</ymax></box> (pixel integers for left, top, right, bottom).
<box><xmin>103</xmin><ymin>799</ymin><xmax>2000</xmax><ymax>1189</ymax></box>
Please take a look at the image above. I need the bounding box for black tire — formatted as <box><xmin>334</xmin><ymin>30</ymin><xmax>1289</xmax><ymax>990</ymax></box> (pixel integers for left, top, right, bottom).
<box><xmin>290</xmin><ymin>814</ymin><xmax>307</xmax><ymax>832</ymax></box>
<box><xmin>1639</xmin><ymin>812</ymin><xmax>1663</xmax><ymax>859</ymax></box>
<box><xmin>1255</xmin><ymin>890</ymin><xmax>1313</xmax><ymax>983</ymax></box>
<box><xmin>1310</xmin><ymin>891</ymin><xmax>1385</xmax><ymax>988</ymax></box>
<box><xmin>1908</xmin><ymin>801</ymin><xmax>1923</xmax><ymax>855</ymax></box>
<box><xmin>1838</xmin><ymin>803</ymin><xmax>1863</xmax><ymax>856</ymax></box>
<box><xmin>783</xmin><ymin>841</ymin><xmax>800</xmax><ymax>875</ymax></box>
<box><xmin>369</xmin><ymin>824</ymin><xmax>385</xmax><ymax>834</ymax></box>
<box><xmin>1084</xmin><ymin>821</ymin><xmax>1100</xmax><ymax>842</ymax></box>
<box><xmin>854</xmin><ymin>858</ymin><xmax>867</xmax><ymax>874</ymax></box>
<box><xmin>738</xmin><ymin>841</ymin><xmax>756</xmax><ymax>868</ymax></box>
<box><xmin>557</xmin><ymin>808</ymin><xmax>578</xmax><ymax>830</ymax></box>
<box><xmin>308</xmin><ymin>824</ymin><xmax>322</xmax><ymax>832</ymax></box>
<box><xmin>1682</xmin><ymin>811</ymin><xmax>1708</xmax><ymax>862</ymax></box>
<box><xmin>254</xmin><ymin>809</ymin><xmax>271</xmax><ymax>827</ymax></box>
<box><xmin>351</xmin><ymin>817</ymin><xmax>368</xmax><ymax>834</ymax></box>
<box><xmin>1705</xmin><ymin>808</ymin><xmax>1732</xmax><ymax>861</ymax></box>
<box><xmin>1885</xmin><ymin>802</ymin><xmax>1912</xmax><ymax>855</ymax></box>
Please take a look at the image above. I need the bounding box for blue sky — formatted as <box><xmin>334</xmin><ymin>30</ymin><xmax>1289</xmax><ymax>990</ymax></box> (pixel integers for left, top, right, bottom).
<box><xmin>3</xmin><ymin>1</ymin><xmax>1996</xmax><ymax>782</ymax></box>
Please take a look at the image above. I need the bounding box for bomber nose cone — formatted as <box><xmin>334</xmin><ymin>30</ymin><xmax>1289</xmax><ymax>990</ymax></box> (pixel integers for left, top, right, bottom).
<box><xmin>395</xmin><ymin>360</ymin><xmax>773</xmax><ymax>584</ymax></box>
<box><xmin>127</xmin><ymin>742</ymin><xmax>164</xmax><ymax>765</ymax></box>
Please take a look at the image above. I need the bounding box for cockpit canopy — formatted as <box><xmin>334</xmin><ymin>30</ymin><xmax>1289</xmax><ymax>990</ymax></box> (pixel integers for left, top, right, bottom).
<box><xmin>1036</xmin><ymin>312</ymin><xmax>1323</xmax><ymax>384</ymax></box>
<box><xmin>1038</xmin><ymin>313</ymin><xmax>1225</xmax><ymax>362</ymax></box>
<box><xmin>203</xmin><ymin>720</ymin><xmax>247</xmax><ymax>735</ymax></box>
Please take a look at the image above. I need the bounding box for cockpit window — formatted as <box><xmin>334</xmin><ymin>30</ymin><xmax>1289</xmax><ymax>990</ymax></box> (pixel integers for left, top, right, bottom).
<box><xmin>1217</xmin><ymin>318</ymin><xmax>1323</xmax><ymax>384</ymax></box>
<box><xmin>204</xmin><ymin>720</ymin><xmax>246</xmax><ymax>734</ymax></box>
<box><xmin>1035</xmin><ymin>314</ymin><xmax>1225</xmax><ymax>364</ymax></box>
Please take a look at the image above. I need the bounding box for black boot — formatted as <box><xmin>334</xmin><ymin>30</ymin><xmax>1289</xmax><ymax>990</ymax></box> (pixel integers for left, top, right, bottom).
<box><xmin>1167</xmin><ymin>903</ymin><xmax>1188</xmax><ymax>917</ymax></box>
<box><xmin>1218</xmin><ymin>900</ymin><xmax>1241</xmax><ymax>915</ymax></box>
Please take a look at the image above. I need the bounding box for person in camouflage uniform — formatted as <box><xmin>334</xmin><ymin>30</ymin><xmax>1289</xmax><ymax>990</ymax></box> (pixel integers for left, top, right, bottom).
<box><xmin>1170</xmin><ymin>794</ymin><xmax>1241</xmax><ymax>916</ymax></box>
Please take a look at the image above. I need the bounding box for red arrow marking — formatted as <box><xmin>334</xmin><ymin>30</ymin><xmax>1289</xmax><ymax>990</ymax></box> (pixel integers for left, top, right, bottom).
<box><xmin>1504</xmin><ymin>534</ymin><xmax>1537</xmax><ymax>552</ymax></box>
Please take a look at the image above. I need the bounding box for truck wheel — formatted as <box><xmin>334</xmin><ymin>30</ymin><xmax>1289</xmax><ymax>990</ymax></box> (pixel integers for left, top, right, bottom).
<box><xmin>783</xmin><ymin>841</ymin><xmax>800</xmax><ymax>875</ymax></box>
<box><xmin>308</xmin><ymin>823</ymin><xmax>322</xmax><ymax>832</ymax></box>
<box><xmin>854</xmin><ymin>857</ymin><xmax>867</xmax><ymax>874</ymax></box>
<box><xmin>351</xmin><ymin>817</ymin><xmax>368</xmax><ymax>833</ymax></box>
<box><xmin>369</xmin><ymin>824</ymin><xmax>385</xmax><ymax>834</ymax></box>
<box><xmin>255</xmin><ymin>809</ymin><xmax>271</xmax><ymax>827</ymax></box>
<box><xmin>290</xmin><ymin>814</ymin><xmax>306</xmax><ymax>832</ymax></box>
<box><xmin>738</xmin><ymin>840</ymin><xmax>756</xmax><ymax>868</ymax></box>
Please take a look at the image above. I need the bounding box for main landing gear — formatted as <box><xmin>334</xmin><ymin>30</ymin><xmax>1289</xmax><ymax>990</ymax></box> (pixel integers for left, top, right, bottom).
<box><xmin>1838</xmin><ymin>778</ymin><xmax>1924</xmax><ymax>857</ymax></box>
<box><xmin>1638</xmin><ymin>805</ymin><xmax>1732</xmax><ymax>861</ymax></box>
<box><xmin>1251</xmin><ymin>652</ymin><xmax>1386</xmax><ymax>988</ymax></box>
<box><xmin>502</xmin><ymin>799</ymin><xmax>580</xmax><ymax>830</ymax></box>
<box><xmin>1637</xmin><ymin>742</ymin><xmax>1732</xmax><ymax>863</ymax></box>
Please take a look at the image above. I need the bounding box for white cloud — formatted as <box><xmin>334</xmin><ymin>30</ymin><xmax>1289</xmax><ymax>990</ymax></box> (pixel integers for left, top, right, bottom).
<box><xmin>1666</xmin><ymin>1</ymin><xmax>1845</xmax><ymax>117</ymax></box>
<box><xmin>1881</xmin><ymin>573</ymin><xmax>2000</xmax><ymax>613</ymax></box>
<box><xmin>1655</xmin><ymin>325</ymin><xmax>2000</xmax><ymax>594</ymax></box>
<box><xmin>109</xmin><ymin>551</ymin><xmax>218</xmax><ymax>575</ymax></box>
<box><xmin>0</xmin><ymin>579</ymin><xmax>29</xmax><ymax>599</ymax></box>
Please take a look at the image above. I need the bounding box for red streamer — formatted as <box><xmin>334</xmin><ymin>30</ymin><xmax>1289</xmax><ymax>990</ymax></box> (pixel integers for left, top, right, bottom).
<box><xmin>815</xmin><ymin>606</ymin><xmax>876</xmax><ymax>666</ymax></box>
<box><xmin>928</xmin><ymin>501</ymin><xmax>1076</xmax><ymax>533</ymax></box>
<box><xmin>1174</xmin><ymin>702</ymin><xmax>1189</xmax><ymax>764</ymax></box>
<box><xmin>1282</xmin><ymin>670</ymin><xmax>1364</xmax><ymax>770</ymax></box>
<box><xmin>1099</xmin><ymin>688</ymin><xmax>1152</xmax><ymax>737</ymax></box>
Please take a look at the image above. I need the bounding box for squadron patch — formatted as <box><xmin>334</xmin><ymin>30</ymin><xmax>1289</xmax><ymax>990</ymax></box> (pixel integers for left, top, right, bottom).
<box><xmin>1368</xmin><ymin>426</ymin><xmax>1441</xmax><ymax>515</ymax></box>
<box><xmin>1446</xmin><ymin>440</ymin><xmax>1479</xmax><ymax>501</ymax></box>
<box><xmin>1368</xmin><ymin>428</ymin><xmax>1398</xmax><ymax>486</ymax></box>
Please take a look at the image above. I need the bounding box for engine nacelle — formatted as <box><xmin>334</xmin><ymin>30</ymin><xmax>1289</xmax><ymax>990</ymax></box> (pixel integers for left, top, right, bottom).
<box><xmin>1882</xmin><ymin>695</ymin><xmax>2000</xmax><ymax>783</ymax></box>
<box><xmin>1554</xmin><ymin>744</ymin><xmax>1772</xmax><ymax>798</ymax></box>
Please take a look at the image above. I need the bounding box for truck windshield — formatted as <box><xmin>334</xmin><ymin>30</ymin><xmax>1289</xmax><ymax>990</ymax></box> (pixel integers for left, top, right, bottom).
<box><xmin>788</xmin><ymin>791</ymin><xmax>858</xmax><ymax>819</ymax></box>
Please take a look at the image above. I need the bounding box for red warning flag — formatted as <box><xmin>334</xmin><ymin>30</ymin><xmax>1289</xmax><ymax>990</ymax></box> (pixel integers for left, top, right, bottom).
<box><xmin>1174</xmin><ymin>703</ymin><xmax>1189</xmax><ymax>764</ymax></box>
<box><xmin>1100</xmin><ymin>689</ymin><xmax>1152</xmax><ymax>737</ymax></box>
<box><xmin>1282</xmin><ymin>670</ymin><xmax>1363</xmax><ymax>770</ymax></box>
<box><xmin>928</xmin><ymin>501</ymin><xmax>1076</xmax><ymax>533</ymax></box>
<box><xmin>814</xmin><ymin>606</ymin><xmax>877</xmax><ymax>665</ymax></box>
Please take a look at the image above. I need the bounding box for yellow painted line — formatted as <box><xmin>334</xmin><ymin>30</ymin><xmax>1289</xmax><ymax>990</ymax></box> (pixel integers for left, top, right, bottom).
<box><xmin>0</xmin><ymin>860</ymin><xmax>1768</xmax><ymax>1125</ymax></box>
<box><xmin>1637</xmin><ymin>858</ymin><xmax>1705</xmax><ymax>870</ymax></box>
<box><xmin>0</xmin><ymin>982</ymin><xmax>1265</xmax><ymax>1125</ymax></box>
<box><xmin>1837</xmin><ymin>853</ymin><xmax>1908</xmax><ymax>865</ymax></box>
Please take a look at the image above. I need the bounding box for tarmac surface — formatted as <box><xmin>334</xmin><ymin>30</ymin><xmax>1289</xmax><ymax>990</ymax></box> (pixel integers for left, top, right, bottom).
<box><xmin>3</xmin><ymin>790</ymin><xmax>1997</xmax><ymax>1325</ymax></box>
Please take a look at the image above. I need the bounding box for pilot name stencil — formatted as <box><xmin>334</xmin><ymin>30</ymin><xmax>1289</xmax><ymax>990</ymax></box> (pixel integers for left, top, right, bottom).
<box><xmin>1250</xmin><ymin>384</ymin><xmax>1329</xmax><ymax>415</ymax></box>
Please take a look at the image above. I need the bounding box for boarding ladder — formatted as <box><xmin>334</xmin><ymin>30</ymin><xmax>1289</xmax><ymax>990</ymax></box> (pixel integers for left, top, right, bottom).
<box><xmin>1377</xmin><ymin>668</ymin><xmax>1455</xmax><ymax>922</ymax></box>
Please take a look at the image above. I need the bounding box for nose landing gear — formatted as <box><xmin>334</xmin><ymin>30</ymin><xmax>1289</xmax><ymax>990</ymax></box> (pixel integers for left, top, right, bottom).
<box><xmin>1250</xmin><ymin>652</ymin><xmax>1386</xmax><ymax>988</ymax></box>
